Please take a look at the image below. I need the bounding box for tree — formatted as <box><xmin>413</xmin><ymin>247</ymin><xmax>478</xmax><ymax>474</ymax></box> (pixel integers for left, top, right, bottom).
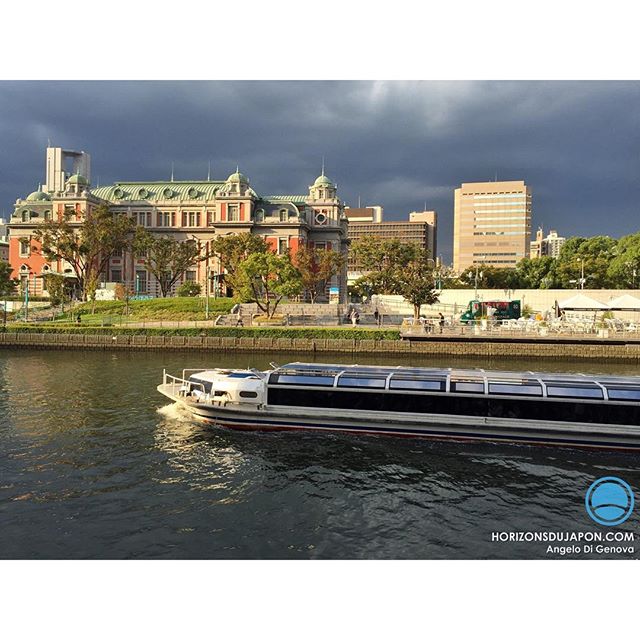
<box><xmin>211</xmin><ymin>233</ymin><xmax>269</xmax><ymax>299</ymax></box>
<box><xmin>42</xmin><ymin>273</ymin><xmax>73</xmax><ymax>308</ymax></box>
<box><xmin>555</xmin><ymin>236</ymin><xmax>617</xmax><ymax>289</ymax></box>
<box><xmin>606</xmin><ymin>232</ymin><xmax>640</xmax><ymax>288</ymax></box>
<box><xmin>240</xmin><ymin>252</ymin><xmax>303</xmax><ymax>318</ymax></box>
<box><xmin>514</xmin><ymin>257</ymin><xmax>559</xmax><ymax>289</ymax></box>
<box><xmin>393</xmin><ymin>248</ymin><xmax>440</xmax><ymax>321</ymax></box>
<box><xmin>294</xmin><ymin>245</ymin><xmax>344</xmax><ymax>303</ymax></box>
<box><xmin>133</xmin><ymin>229</ymin><xmax>206</xmax><ymax>298</ymax></box>
<box><xmin>349</xmin><ymin>236</ymin><xmax>415</xmax><ymax>294</ymax></box>
<box><xmin>0</xmin><ymin>260</ymin><xmax>18</xmax><ymax>298</ymax></box>
<box><xmin>456</xmin><ymin>264</ymin><xmax>520</xmax><ymax>290</ymax></box>
<box><xmin>34</xmin><ymin>204</ymin><xmax>134</xmax><ymax>301</ymax></box>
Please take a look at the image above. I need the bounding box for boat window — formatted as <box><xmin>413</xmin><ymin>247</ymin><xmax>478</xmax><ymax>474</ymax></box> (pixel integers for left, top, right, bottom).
<box><xmin>450</xmin><ymin>380</ymin><xmax>485</xmax><ymax>394</ymax></box>
<box><xmin>545</xmin><ymin>384</ymin><xmax>603</xmax><ymax>399</ymax></box>
<box><xmin>488</xmin><ymin>382</ymin><xmax>542</xmax><ymax>396</ymax></box>
<box><xmin>228</xmin><ymin>372</ymin><xmax>259</xmax><ymax>379</ymax></box>
<box><xmin>189</xmin><ymin>378</ymin><xmax>212</xmax><ymax>394</ymax></box>
<box><xmin>272</xmin><ymin>374</ymin><xmax>336</xmax><ymax>387</ymax></box>
<box><xmin>389</xmin><ymin>377</ymin><xmax>445</xmax><ymax>392</ymax></box>
<box><xmin>605</xmin><ymin>387</ymin><xmax>640</xmax><ymax>401</ymax></box>
<box><xmin>239</xmin><ymin>391</ymin><xmax>258</xmax><ymax>398</ymax></box>
<box><xmin>337</xmin><ymin>376</ymin><xmax>387</xmax><ymax>389</ymax></box>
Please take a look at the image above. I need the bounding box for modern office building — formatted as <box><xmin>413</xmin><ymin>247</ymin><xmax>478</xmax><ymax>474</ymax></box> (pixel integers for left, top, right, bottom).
<box><xmin>453</xmin><ymin>180</ymin><xmax>532</xmax><ymax>272</ymax></box>
<box><xmin>347</xmin><ymin>210</ymin><xmax>438</xmax><ymax>281</ymax></box>
<box><xmin>530</xmin><ymin>227</ymin><xmax>566</xmax><ymax>259</ymax></box>
<box><xmin>7</xmin><ymin>147</ymin><xmax>349</xmax><ymax>300</ymax></box>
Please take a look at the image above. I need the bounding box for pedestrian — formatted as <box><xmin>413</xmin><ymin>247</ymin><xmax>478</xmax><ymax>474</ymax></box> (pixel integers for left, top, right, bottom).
<box><xmin>373</xmin><ymin>307</ymin><xmax>380</xmax><ymax>327</ymax></box>
<box><xmin>438</xmin><ymin>312</ymin><xmax>445</xmax><ymax>334</ymax></box>
<box><xmin>350</xmin><ymin>309</ymin><xmax>357</xmax><ymax>327</ymax></box>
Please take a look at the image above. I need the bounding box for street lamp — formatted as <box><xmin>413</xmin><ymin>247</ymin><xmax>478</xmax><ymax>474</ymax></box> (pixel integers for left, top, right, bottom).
<box><xmin>205</xmin><ymin>264</ymin><xmax>210</xmax><ymax>320</ymax></box>
<box><xmin>577</xmin><ymin>258</ymin><xmax>585</xmax><ymax>290</ymax></box>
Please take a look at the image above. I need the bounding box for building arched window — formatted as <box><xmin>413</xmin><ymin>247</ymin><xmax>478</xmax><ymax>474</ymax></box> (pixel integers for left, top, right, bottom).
<box><xmin>255</xmin><ymin>208</ymin><xmax>265</xmax><ymax>223</ymax></box>
<box><xmin>279</xmin><ymin>209</ymin><xmax>288</xmax><ymax>222</ymax></box>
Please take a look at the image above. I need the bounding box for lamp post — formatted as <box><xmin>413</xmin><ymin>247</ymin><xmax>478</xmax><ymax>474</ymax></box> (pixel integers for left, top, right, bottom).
<box><xmin>24</xmin><ymin>272</ymin><xmax>31</xmax><ymax>321</ymax></box>
<box><xmin>205</xmin><ymin>264</ymin><xmax>210</xmax><ymax>320</ymax></box>
<box><xmin>135</xmin><ymin>273</ymin><xmax>140</xmax><ymax>297</ymax></box>
<box><xmin>578</xmin><ymin>258</ymin><xmax>585</xmax><ymax>290</ymax></box>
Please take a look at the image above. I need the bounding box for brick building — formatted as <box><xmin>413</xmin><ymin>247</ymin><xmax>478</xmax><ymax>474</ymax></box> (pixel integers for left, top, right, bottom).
<box><xmin>7</xmin><ymin>147</ymin><xmax>349</xmax><ymax>301</ymax></box>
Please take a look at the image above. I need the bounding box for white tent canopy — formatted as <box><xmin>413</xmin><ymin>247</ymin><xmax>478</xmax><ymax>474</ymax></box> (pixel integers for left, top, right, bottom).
<box><xmin>558</xmin><ymin>294</ymin><xmax>608</xmax><ymax>310</ymax></box>
<box><xmin>607</xmin><ymin>294</ymin><xmax>640</xmax><ymax>310</ymax></box>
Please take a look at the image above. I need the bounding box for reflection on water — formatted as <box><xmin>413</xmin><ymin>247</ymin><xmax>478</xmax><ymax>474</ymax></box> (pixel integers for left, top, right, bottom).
<box><xmin>1</xmin><ymin>348</ymin><xmax>639</xmax><ymax>559</ymax></box>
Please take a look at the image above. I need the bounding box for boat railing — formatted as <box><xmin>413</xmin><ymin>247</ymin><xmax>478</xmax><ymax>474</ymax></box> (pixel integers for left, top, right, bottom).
<box><xmin>162</xmin><ymin>370</ymin><xmax>206</xmax><ymax>398</ymax></box>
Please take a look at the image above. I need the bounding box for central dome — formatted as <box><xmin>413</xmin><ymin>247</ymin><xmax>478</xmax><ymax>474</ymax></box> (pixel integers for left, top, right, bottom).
<box><xmin>67</xmin><ymin>173</ymin><xmax>88</xmax><ymax>186</ymax></box>
<box><xmin>227</xmin><ymin>170</ymin><xmax>248</xmax><ymax>183</ymax></box>
<box><xmin>313</xmin><ymin>173</ymin><xmax>334</xmax><ymax>187</ymax></box>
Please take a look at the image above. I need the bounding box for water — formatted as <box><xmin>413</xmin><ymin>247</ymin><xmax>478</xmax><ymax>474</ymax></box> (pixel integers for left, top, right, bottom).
<box><xmin>0</xmin><ymin>348</ymin><xmax>638</xmax><ymax>559</ymax></box>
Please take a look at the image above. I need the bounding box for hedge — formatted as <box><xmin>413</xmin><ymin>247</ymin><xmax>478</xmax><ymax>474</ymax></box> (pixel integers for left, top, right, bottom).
<box><xmin>4</xmin><ymin>324</ymin><xmax>401</xmax><ymax>340</ymax></box>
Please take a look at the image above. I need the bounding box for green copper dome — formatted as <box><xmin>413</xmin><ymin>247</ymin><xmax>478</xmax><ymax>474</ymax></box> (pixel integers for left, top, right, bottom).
<box><xmin>227</xmin><ymin>170</ymin><xmax>248</xmax><ymax>183</ymax></box>
<box><xmin>26</xmin><ymin>187</ymin><xmax>51</xmax><ymax>201</ymax></box>
<box><xmin>67</xmin><ymin>173</ymin><xmax>88</xmax><ymax>186</ymax></box>
<box><xmin>313</xmin><ymin>173</ymin><xmax>334</xmax><ymax>187</ymax></box>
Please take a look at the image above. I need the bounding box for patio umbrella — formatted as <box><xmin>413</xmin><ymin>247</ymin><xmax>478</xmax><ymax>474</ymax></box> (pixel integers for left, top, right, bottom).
<box><xmin>607</xmin><ymin>294</ymin><xmax>640</xmax><ymax>310</ymax></box>
<box><xmin>558</xmin><ymin>294</ymin><xmax>608</xmax><ymax>310</ymax></box>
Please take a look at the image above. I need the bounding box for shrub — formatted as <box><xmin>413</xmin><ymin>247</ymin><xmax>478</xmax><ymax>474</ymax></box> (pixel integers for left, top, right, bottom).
<box><xmin>176</xmin><ymin>282</ymin><xmax>202</xmax><ymax>297</ymax></box>
<box><xmin>6</xmin><ymin>323</ymin><xmax>401</xmax><ymax>340</ymax></box>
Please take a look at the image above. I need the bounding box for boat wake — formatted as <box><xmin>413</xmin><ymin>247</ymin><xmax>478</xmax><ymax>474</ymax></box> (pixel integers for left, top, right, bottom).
<box><xmin>157</xmin><ymin>402</ymin><xmax>192</xmax><ymax>422</ymax></box>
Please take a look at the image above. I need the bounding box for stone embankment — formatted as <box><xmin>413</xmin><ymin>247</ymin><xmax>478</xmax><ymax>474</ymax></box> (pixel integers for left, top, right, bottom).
<box><xmin>2</xmin><ymin>331</ymin><xmax>640</xmax><ymax>362</ymax></box>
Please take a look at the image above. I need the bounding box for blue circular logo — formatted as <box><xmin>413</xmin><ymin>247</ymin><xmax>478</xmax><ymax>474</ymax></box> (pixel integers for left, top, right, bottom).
<box><xmin>585</xmin><ymin>477</ymin><xmax>634</xmax><ymax>526</ymax></box>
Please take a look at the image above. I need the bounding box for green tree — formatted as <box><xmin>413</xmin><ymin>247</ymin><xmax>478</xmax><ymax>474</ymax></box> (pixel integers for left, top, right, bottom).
<box><xmin>606</xmin><ymin>232</ymin><xmax>640</xmax><ymax>288</ymax></box>
<box><xmin>349</xmin><ymin>236</ymin><xmax>416</xmax><ymax>294</ymax></box>
<box><xmin>241</xmin><ymin>252</ymin><xmax>303</xmax><ymax>318</ymax></box>
<box><xmin>556</xmin><ymin>236</ymin><xmax>617</xmax><ymax>289</ymax></box>
<box><xmin>211</xmin><ymin>233</ymin><xmax>269</xmax><ymax>299</ymax></box>
<box><xmin>514</xmin><ymin>256</ymin><xmax>559</xmax><ymax>289</ymax></box>
<box><xmin>34</xmin><ymin>204</ymin><xmax>134</xmax><ymax>301</ymax></box>
<box><xmin>456</xmin><ymin>264</ymin><xmax>520</xmax><ymax>290</ymax></box>
<box><xmin>42</xmin><ymin>273</ymin><xmax>72</xmax><ymax>308</ymax></box>
<box><xmin>0</xmin><ymin>260</ymin><xmax>18</xmax><ymax>298</ymax></box>
<box><xmin>394</xmin><ymin>248</ymin><xmax>440</xmax><ymax>321</ymax></box>
<box><xmin>294</xmin><ymin>244</ymin><xmax>344</xmax><ymax>303</ymax></box>
<box><xmin>133</xmin><ymin>229</ymin><xmax>206</xmax><ymax>298</ymax></box>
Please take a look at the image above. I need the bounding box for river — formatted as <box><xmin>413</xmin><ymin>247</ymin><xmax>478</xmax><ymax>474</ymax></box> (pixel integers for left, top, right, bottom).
<box><xmin>0</xmin><ymin>347</ymin><xmax>638</xmax><ymax>559</ymax></box>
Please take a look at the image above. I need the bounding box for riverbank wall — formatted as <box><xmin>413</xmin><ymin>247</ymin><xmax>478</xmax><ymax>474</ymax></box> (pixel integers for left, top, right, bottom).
<box><xmin>2</xmin><ymin>331</ymin><xmax>640</xmax><ymax>362</ymax></box>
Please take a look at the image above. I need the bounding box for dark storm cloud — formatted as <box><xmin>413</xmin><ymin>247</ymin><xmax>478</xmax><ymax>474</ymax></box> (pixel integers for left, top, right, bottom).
<box><xmin>1</xmin><ymin>80</ymin><xmax>638</xmax><ymax>262</ymax></box>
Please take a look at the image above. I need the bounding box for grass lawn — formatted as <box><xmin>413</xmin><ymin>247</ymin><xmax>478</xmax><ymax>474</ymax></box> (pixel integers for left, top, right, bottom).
<box><xmin>56</xmin><ymin>297</ymin><xmax>235</xmax><ymax>323</ymax></box>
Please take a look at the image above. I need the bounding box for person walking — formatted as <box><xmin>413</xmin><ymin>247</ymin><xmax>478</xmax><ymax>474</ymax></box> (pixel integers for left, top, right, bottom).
<box><xmin>439</xmin><ymin>312</ymin><xmax>445</xmax><ymax>334</ymax></box>
<box><xmin>373</xmin><ymin>307</ymin><xmax>381</xmax><ymax>327</ymax></box>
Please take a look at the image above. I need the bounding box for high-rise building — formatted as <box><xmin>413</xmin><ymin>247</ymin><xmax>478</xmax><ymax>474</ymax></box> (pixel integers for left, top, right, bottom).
<box><xmin>8</xmin><ymin>147</ymin><xmax>349</xmax><ymax>301</ymax></box>
<box><xmin>453</xmin><ymin>180</ymin><xmax>532</xmax><ymax>272</ymax></box>
<box><xmin>530</xmin><ymin>227</ymin><xmax>566</xmax><ymax>259</ymax></box>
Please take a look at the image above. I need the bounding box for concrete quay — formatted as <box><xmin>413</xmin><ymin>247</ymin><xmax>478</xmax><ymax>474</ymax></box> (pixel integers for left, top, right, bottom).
<box><xmin>2</xmin><ymin>331</ymin><xmax>640</xmax><ymax>362</ymax></box>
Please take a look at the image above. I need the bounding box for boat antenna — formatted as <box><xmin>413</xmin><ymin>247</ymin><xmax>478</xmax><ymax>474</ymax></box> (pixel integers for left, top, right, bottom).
<box><xmin>269</xmin><ymin>361</ymin><xmax>279</xmax><ymax>369</ymax></box>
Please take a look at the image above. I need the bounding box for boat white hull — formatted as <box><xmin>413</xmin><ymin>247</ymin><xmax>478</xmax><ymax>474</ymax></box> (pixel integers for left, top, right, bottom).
<box><xmin>157</xmin><ymin>383</ymin><xmax>640</xmax><ymax>450</ymax></box>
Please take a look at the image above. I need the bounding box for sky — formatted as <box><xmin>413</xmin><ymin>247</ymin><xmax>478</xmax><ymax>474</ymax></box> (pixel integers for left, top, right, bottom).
<box><xmin>0</xmin><ymin>80</ymin><xmax>638</xmax><ymax>263</ymax></box>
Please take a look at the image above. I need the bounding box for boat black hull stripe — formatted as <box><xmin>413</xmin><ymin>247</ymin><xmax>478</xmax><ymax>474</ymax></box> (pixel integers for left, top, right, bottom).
<box><xmin>189</xmin><ymin>410</ymin><xmax>640</xmax><ymax>449</ymax></box>
<box><xmin>267</xmin><ymin>387</ymin><xmax>640</xmax><ymax>427</ymax></box>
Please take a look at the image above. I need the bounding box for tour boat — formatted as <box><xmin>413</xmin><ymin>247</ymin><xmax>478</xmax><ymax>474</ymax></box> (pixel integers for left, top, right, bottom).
<box><xmin>157</xmin><ymin>362</ymin><xmax>640</xmax><ymax>450</ymax></box>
